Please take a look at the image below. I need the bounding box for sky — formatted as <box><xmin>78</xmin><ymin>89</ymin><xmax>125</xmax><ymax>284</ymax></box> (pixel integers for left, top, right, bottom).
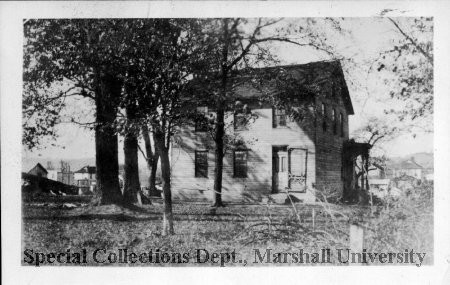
<box><xmin>23</xmin><ymin>17</ymin><xmax>433</xmax><ymax>163</ymax></box>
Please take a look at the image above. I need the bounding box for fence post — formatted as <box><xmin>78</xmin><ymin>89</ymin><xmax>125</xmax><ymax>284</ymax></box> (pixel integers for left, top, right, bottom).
<box><xmin>349</xmin><ymin>223</ymin><xmax>364</xmax><ymax>265</ymax></box>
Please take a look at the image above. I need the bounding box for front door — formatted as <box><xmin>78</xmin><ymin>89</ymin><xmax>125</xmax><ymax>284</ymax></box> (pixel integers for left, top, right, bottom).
<box><xmin>273</xmin><ymin>150</ymin><xmax>288</xmax><ymax>193</ymax></box>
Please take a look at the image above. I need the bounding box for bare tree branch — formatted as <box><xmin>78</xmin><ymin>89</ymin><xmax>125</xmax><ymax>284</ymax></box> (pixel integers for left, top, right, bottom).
<box><xmin>387</xmin><ymin>17</ymin><xmax>433</xmax><ymax>65</ymax></box>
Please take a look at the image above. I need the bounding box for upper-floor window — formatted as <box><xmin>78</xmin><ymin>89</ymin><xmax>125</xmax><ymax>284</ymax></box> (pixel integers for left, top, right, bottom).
<box><xmin>195</xmin><ymin>150</ymin><xmax>208</xmax><ymax>178</ymax></box>
<box><xmin>273</xmin><ymin>108</ymin><xmax>287</xmax><ymax>128</ymax></box>
<box><xmin>321</xmin><ymin>103</ymin><xmax>327</xmax><ymax>132</ymax></box>
<box><xmin>234</xmin><ymin>111</ymin><xmax>247</xmax><ymax>131</ymax></box>
<box><xmin>340</xmin><ymin>113</ymin><xmax>344</xmax><ymax>137</ymax></box>
<box><xmin>332</xmin><ymin>108</ymin><xmax>337</xmax><ymax>135</ymax></box>
<box><xmin>195</xmin><ymin>106</ymin><xmax>208</xmax><ymax>132</ymax></box>
<box><xmin>331</xmin><ymin>80</ymin><xmax>337</xmax><ymax>98</ymax></box>
<box><xmin>234</xmin><ymin>150</ymin><xmax>248</xmax><ymax>178</ymax></box>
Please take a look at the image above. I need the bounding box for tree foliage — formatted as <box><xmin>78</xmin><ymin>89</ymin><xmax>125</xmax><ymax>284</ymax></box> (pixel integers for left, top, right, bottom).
<box><xmin>118</xmin><ymin>19</ymin><xmax>212</xmax><ymax>234</ymax></box>
<box><xmin>23</xmin><ymin>19</ymin><xmax>134</xmax><ymax>148</ymax></box>
<box><xmin>375</xmin><ymin>17</ymin><xmax>433</xmax><ymax>129</ymax></box>
<box><xmin>24</xmin><ymin>19</ymin><xmax>147</xmax><ymax>204</ymax></box>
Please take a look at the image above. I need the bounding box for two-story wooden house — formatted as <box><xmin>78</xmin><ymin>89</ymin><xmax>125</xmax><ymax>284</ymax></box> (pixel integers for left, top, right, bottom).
<box><xmin>171</xmin><ymin>60</ymin><xmax>354</xmax><ymax>203</ymax></box>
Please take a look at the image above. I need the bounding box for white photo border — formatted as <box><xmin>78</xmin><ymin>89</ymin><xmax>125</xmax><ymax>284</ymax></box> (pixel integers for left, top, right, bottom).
<box><xmin>1</xmin><ymin>1</ymin><xmax>449</xmax><ymax>284</ymax></box>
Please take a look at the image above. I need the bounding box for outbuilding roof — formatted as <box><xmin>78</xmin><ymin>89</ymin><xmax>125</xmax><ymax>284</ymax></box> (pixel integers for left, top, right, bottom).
<box><xmin>74</xmin><ymin>166</ymin><xmax>96</xmax><ymax>174</ymax></box>
<box><xmin>28</xmin><ymin>163</ymin><xmax>48</xmax><ymax>174</ymax></box>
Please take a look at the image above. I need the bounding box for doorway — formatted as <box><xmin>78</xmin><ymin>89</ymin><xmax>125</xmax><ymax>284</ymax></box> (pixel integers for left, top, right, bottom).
<box><xmin>272</xmin><ymin>146</ymin><xmax>288</xmax><ymax>193</ymax></box>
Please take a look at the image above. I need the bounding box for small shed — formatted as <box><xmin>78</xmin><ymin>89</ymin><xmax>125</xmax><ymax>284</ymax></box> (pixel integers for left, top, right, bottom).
<box><xmin>28</xmin><ymin>163</ymin><xmax>48</xmax><ymax>178</ymax></box>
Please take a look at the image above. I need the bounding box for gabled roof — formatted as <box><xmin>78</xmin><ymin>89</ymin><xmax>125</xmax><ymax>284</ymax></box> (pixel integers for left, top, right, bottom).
<box><xmin>190</xmin><ymin>60</ymin><xmax>354</xmax><ymax>115</ymax></box>
<box><xmin>74</xmin><ymin>165</ymin><xmax>96</xmax><ymax>174</ymax></box>
<box><xmin>28</xmin><ymin>163</ymin><xmax>48</xmax><ymax>174</ymax></box>
<box><xmin>235</xmin><ymin>60</ymin><xmax>354</xmax><ymax>115</ymax></box>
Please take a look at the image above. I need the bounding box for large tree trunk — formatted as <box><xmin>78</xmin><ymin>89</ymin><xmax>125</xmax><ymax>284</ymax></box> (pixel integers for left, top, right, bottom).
<box><xmin>212</xmin><ymin>107</ymin><xmax>225</xmax><ymax>207</ymax></box>
<box><xmin>212</xmin><ymin>20</ymin><xmax>229</xmax><ymax>208</ymax></box>
<box><xmin>142</xmin><ymin>125</ymin><xmax>159</xmax><ymax>196</ymax></box>
<box><xmin>123</xmin><ymin>101</ymin><xmax>141</xmax><ymax>205</ymax></box>
<box><xmin>149</xmin><ymin>154</ymin><xmax>160</xmax><ymax>196</ymax></box>
<box><xmin>123</xmin><ymin>132</ymin><xmax>141</xmax><ymax>205</ymax></box>
<box><xmin>154</xmin><ymin>131</ymin><xmax>174</xmax><ymax>235</ymax></box>
<box><xmin>93</xmin><ymin>73</ymin><xmax>122</xmax><ymax>205</ymax></box>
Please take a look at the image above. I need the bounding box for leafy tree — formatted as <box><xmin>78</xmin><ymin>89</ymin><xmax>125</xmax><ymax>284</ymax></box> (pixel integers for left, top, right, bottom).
<box><xmin>352</xmin><ymin>117</ymin><xmax>398</xmax><ymax>190</ymax></box>
<box><xmin>140</xmin><ymin>125</ymin><xmax>159</xmax><ymax>196</ymax></box>
<box><xmin>24</xmin><ymin>19</ymin><xmax>134</xmax><ymax>205</ymax></box>
<box><xmin>120</xmin><ymin>91</ymin><xmax>142</xmax><ymax>205</ymax></box>
<box><xmin>121</xmin><ymin>19</ymin><xmax>209</xmax><ymax>235</ymax></box>
<box><xmin>375</xmin><ymin>17</ymin><xmax>433</xmax><ymax>131</ymax></box>
<box><xmin>353</xmin><ymin>117</ymin><xmax>398</xmax><ymax>148</ymax></box>
<box><xmin>22</xmin><ymin>81</ymin><xmax>65</xmax><ymax>150</ymax></box>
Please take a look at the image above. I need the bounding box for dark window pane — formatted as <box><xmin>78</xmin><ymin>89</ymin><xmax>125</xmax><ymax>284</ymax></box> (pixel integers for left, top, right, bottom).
<box><xmin>273</xmin><ymin>108</ymin><xmax>287</xmax><ymax>127</ymax></box>
<box><xmin>195</xmin><ymin>107</ymin><xmax>208</xmax><ymax>132</ymax></box>
<box><xmin>234</xmin><ymin>150</ymin><xmax>248</xmax><ymax>178</ymax></box>
<box><xmin>234</xmin><ymin>113</ymin><xmax>247</xmax><ymax>130</ymax></box>
<box><xmin>333</xmin><ymin>109</ymin><xmax>337</xmax><ymax>135</ymax></box>
<box><xmin>195</xmin><ymin>151</ymin><xmax>208</xmax><ymax>178</ymax></box>
<box><xmin>278</xmin><ymin>115</ymin><xmax>287</xmax><ymax>126</ymax></box>
<box><xmin>195</xmin><ymin>121</ymin><xmax>207</xmax><ymax>132</ymax></box>
<box><xmin>331</xmin><ymin>81</ymin><xmax>337</xmax><ymax>97</ymax></box>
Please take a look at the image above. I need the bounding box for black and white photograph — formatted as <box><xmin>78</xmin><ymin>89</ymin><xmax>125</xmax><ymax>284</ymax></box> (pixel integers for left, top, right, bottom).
<box><xmin>1</xmin><ymin>1</ymin><xmax>450</xmax><ymax>285</ymax></box>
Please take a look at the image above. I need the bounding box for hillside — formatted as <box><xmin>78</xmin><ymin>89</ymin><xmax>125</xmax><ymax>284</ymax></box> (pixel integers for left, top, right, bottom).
<box><xmin>389</xmin><ymin>152</ymin><xmax>433</xmax><ymax>169</ymax></box>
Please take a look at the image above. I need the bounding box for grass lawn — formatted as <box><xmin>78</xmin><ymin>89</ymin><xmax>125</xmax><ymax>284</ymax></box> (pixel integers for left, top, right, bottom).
<box><xmin>22</xmin><ymin>193</ymin><xmax>433</xmax><ymax>267</ymax></box>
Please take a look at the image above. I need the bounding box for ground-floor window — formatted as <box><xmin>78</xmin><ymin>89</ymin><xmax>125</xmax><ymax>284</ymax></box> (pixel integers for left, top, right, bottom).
<box><xmin>234</xmin><ymin>150</ymin><xmax>248</xmax><ymax>178</ymax></box>
<box><xmin>195</xmin><ymin>150</ymin><xmax>208</xmax><ymax>178</ymax></box>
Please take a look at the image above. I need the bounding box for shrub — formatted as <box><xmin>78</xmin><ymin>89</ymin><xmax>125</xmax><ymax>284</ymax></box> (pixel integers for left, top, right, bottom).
<box><xmin>364</xmin><ymin>184</ymin><xmax>433</xmax><ymax>264</ymax></box>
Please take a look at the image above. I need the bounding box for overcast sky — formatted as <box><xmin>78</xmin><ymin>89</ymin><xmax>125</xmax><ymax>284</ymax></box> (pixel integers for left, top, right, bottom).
<box><xmin>23</xmin><ymin>17</ymin><xmax>433</xmax><ymax>163</ymax></box>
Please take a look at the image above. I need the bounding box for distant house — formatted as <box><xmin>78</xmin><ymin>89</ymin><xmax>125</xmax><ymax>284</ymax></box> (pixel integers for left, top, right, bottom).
<box><xmin>57</xmin><ymin>171</ymin><xmax>74</xmax><ymax>186</ymax></box>
<box><xmin>28</xmin><ymin>163</ymin><xmax>48</xmax><ymax>178</ymax></box>
<box><xmin>386</xmin><ymin>159</ymin><xmax>423</xmax><ymax>180</ymax></box>
<box><xmin>46</xmin><ymin>161</ymin><xmax>74</xmax><ymax>185</ymax></box>
<box><xmin>74</xmin><ymin>166</ymin><xmax>96</xmax><ymax>194</ymax></box>
<box><xmin>410</xmin><ymin>152</ymin><xmax>434</xmax><ymax>181</ymax></box>
<box><xmin>47</xmin><ymin>169</ymin><xmax>58</xmax><ymax>181</ymax></box>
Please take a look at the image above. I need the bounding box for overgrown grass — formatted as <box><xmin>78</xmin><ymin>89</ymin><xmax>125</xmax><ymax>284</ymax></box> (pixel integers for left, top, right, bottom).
<box><xmin>364</xmin><ymin>183</ymin><xmax>434</xmax><ymax>264</ymax></box>
<box><xmin>22</xmin><ymin>185</ymin><xmax>433</xmax><ymax>266</ymax></box>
